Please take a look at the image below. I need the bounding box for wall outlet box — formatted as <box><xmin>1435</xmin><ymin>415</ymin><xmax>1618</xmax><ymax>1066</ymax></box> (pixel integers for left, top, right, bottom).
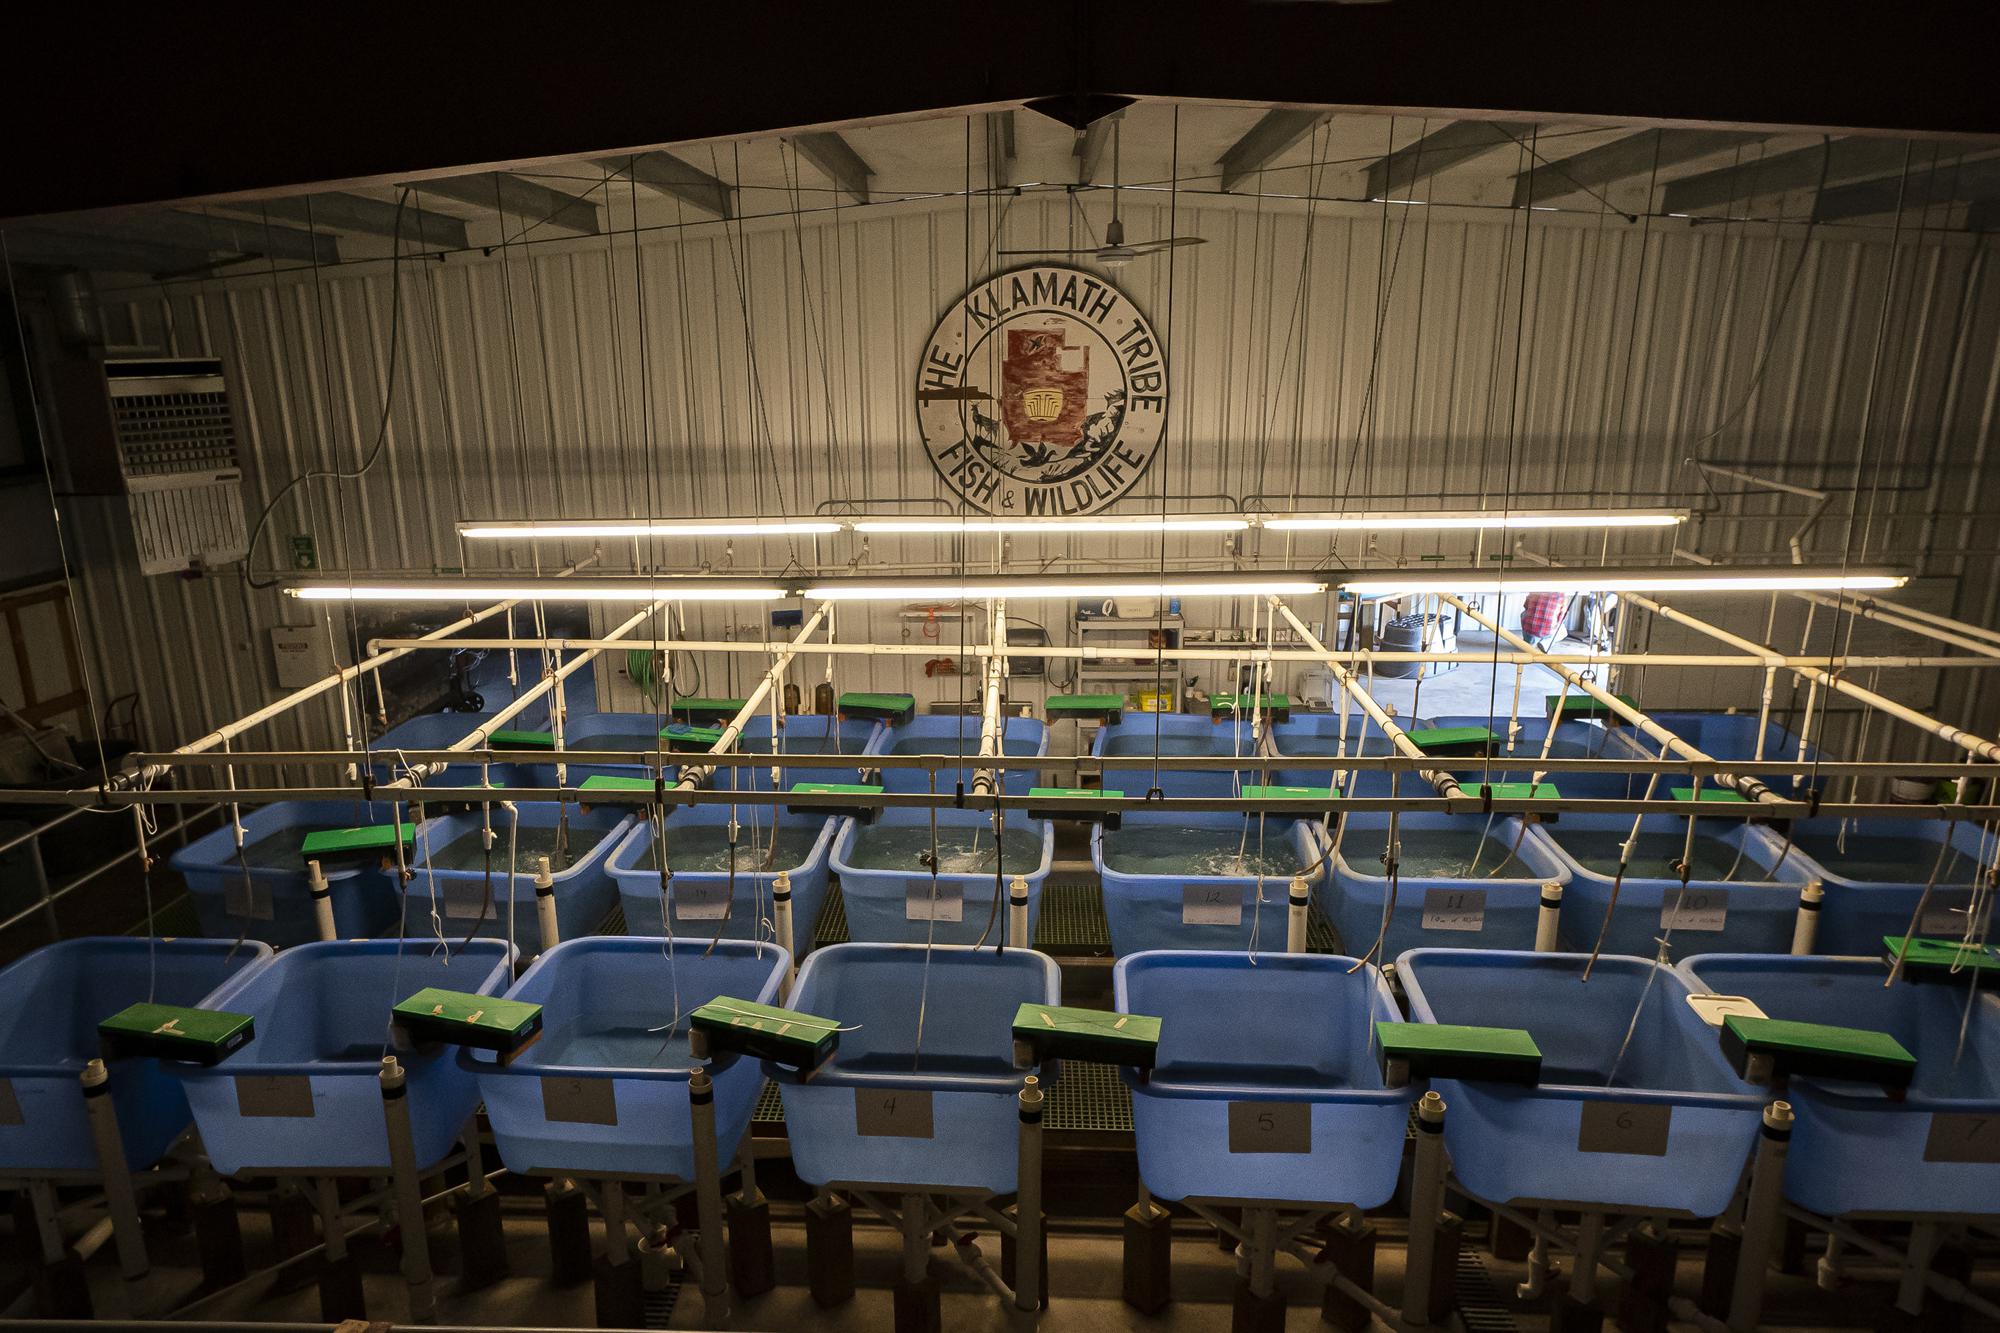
<box><xmin>268</xmin><ymin>625</ymin><xmax>329</xmax><ymax>689</ymax></box>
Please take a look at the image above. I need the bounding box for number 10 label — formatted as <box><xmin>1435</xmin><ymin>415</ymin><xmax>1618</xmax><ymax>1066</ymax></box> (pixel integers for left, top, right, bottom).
<box><xmin>1660</xmin><ymin>889</ymin><xmax>1727</xmax><ymax>932</ymax></box>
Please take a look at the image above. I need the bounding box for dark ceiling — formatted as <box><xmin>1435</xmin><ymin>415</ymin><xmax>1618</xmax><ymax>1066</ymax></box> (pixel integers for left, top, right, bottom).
<box><xmin>4</xmin><ymin>1</ymin><xmax>1996</xmax><ymax>222</ymax></box>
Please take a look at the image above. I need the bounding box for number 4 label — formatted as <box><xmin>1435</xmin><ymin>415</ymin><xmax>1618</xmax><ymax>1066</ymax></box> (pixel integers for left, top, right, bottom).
<box><xmin>855</xmin><ymin>1088</ymin><xmax>935</xmax><ymax>1139</ymax></box>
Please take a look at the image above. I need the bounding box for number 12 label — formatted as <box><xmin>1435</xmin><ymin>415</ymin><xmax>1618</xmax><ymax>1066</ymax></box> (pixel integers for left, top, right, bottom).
<box><xmin>1184</xmin><ymin>885</ymin><xmax>1245</xmax><ymax>926</ymax></box>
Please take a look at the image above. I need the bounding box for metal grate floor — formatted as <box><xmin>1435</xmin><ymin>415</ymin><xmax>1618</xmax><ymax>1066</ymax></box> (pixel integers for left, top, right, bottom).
<box><xmin>1455</xmin><ymin>1246</ymin><xmax>1519</xmax><ymax>1332</ymax></box>
<box><xmin>1043</xmin><ymin>1060</ymin><xmax>1133</xmax><ymax>1133</ymax></box>
<box><xmin>1036</xmin><ymin>879</ymin><xmax>1111</xmax><ymax>952</ymax></box>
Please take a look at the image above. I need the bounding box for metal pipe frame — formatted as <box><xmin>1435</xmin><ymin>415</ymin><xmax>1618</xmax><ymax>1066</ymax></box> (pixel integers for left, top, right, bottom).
<box><xmin>1783</xmin><ymin>1204</ymin><xmax>2000</xmax><ymax>1322</ymax></box>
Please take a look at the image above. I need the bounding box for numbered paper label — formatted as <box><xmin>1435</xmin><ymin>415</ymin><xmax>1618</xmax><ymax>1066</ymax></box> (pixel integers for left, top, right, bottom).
<box><xmin>1183</xmin><ymin>884</ymin><xmax>1246</xmax><ymax>927</ymax></box>
<box><xmin>224</xmin><ymin>879</ymin><xmax>276</xmax><ymax>922</ymax></box>
<box><xmin>1921</xmin><ymin>894</ymin><xmax>1974</xmax><ymax>937</ymax></box>
<box><xmin>443</xmin><ymin>879</ymin><xmax>489</xmax><ymax>919</ymax></box>
<box><xmin>905</xmin><ymin>883</ymin><xmax>964</xmax><ymax>923</ymax></box>
<box><xmin>235</xmin><ymin>1075</ymin><xmax>314</xmax><ymax>1119</ymax></box>
<box><xmin>1228</xmin><ymin>1101</ymin><xmax>1312</xmax><ymax>1154</ymax></box>
<box><xmin>1422</xmin><ymin>887</ymin><xmax>1487</xmax><ymax>933</ymax></box>
<box><xmin>0</xmin><ymin>1079</ymin><xmax>22</xmax><ymax>1127</ymax></box>
<box><xmin>542</xmin><ymin>1077</ymin><xmax>618</xmax><ymax>1126</ymax></box>
<box><xmin>1577</xmin><ymin>1101</ymin><xmax>1671</xmax><ymax>1156</ymax></box>
<box><xmin>1924</xmin><ymin>1112</ymin><xmax>2000</xmax><ymax>1163</ymax></box>
<box><xmin>1660</xmin><ymin>889</ymin><xmax>1727</xmax><ymax>932</ymax></box>
<box><xmin>674</xmin><ymin>882</ymin><xmax>733</xmax><ymax>922</ymax></box>
<box><xmin>855</xmin><ymin>1088</ymin><xmax>935</xmax><ymax>1138</ymax></box>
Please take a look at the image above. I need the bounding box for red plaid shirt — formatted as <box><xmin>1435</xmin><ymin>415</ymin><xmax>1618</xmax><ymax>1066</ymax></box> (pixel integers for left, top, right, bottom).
<box><xmin>1521</xmin><ymin>591</ymin><xmax>1570</xmax><ymax>639</ymax></box>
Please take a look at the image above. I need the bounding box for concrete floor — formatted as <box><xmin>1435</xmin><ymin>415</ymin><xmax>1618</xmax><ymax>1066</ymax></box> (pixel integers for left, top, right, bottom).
<box><xmin>1344</xmin><ymin>628</ymin><xmax>1588</xmax><ymax>727</ymax></box>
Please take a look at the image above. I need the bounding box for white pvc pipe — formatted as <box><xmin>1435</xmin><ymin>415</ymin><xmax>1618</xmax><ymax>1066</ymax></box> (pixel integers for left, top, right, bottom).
<box><xmin>307</xmin><ymin>859</ymin><xmax>337</xmax><ymax>942</ymax></box>
<box><xmin>1799</xmin><ymin>592</ymin><xmax>2000</xmax><ymax>659</ymax></box>
<box><xmin>674</xmin><ymin>606</ymin><xmax>832</xmax><ymax>790</ymax></box>
<box><xmin>1536</xmin><ymin>881</ymin><xmax>1564</xmax><ymax>952</ymax></box>
<box><xmin>972</xmin><ymin>601</ymin><xmax>1007</xmax><ymax>799</ymax></box>
<box><xmin>533</xmin><ymin>856</ymin><xmax>559</xmax><ymax>953</ymax></box>
<box><xmin>1791</xmin><ymin>881</ymin><xmax>1824</xmax><ymax>955</ymax></box>
<box><xmin>1286</xmin><ymin>875</ymin><xmax>1310</xmax><ymax>953</ymax></box>
<box><xmin>1008</xmin><ymin>875</ymin><xmax>1030</xmax><ymax>949</ymax></box>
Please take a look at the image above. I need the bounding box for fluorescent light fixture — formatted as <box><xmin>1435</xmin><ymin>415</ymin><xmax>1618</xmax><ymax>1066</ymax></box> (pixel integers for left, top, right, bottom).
<box><xmin>853</xmin><ymin>515</ymin><xmax>1249</xmax><ymax>534</ymax></box>
<box><xmin>802</xmin><ymin>574</ymin><xmax>1326</xmax><ymax>601</ymax></box>
<box><xmin>458</xmin><ymin>519</ymin><xmax>840</xmax><ymax>539</ymax></box>
<box><xmin>286</xmin><ymin>579</ymin><xmax>786</xmax><ymax>603</ymax></box>
<box><xmin>1266</xmin><ymin>509</ymin><xmax>1686</xmax><ymax>531</ymax></box>
<box><xmin>1339</xmin><ymin>566</ymin><xmax>1908</xmax><ymax>595</ymax></box>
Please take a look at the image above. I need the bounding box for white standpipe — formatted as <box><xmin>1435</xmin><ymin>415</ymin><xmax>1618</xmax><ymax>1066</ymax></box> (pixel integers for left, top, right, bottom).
<box><xmin>1536</xmin><ymin>881</ymin><xmax>1564</xmax><ymax>952</ymax></box>
<box><xmin>380</xmin><ymin>1056</ymin><xmax>436</xmax><ymax>1322</ymax></box>
<box><xmin>1286</xmin><ymin>875</ymin><xmax>1310</xmax><ymax>953</ymax></box>
<box><xmin>533</xmin><ymin>856</ymin><xmax>559</xmax><ymax>954</ymax></box>
<box><xmin>1791</xmin><ymin>880</ymin><xmax>1824</xmax><ymax>955</ymax></box>
<box><xmin>307</xmin><ymin>859</ymin><xmax>337</xmax><ymax>942</ymax></box>
<box><xmin>1008</xmin><ymin>875</ymin><xmax>1030</xmax><ymax>949</ymax></box>
<box><xmin>773</xmin><ymin>871</ymin><xmax>797</xmax><ymax>994</ymax></box>
<box><xmin>81</xmin><ymin>1060</ymin><xmax>148</xmax><ymax>1282</ymax></box>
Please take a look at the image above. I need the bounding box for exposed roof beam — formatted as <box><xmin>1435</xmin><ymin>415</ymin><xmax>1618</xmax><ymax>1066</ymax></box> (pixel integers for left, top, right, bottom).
<box><xmin>54</xmin><ymin>210</ymin><xmax>338</xmax><ymax>264</ymax></box>
<box><xmin>1075</xmin><ymin>115</ymin><xmax>1115</xmax><ymax>186</ymax></box>
<box><xmin>1660</xmin><ymin>137</ymin><xmax>1910</xmax><ymax>216</ymax></box>
<box><xmin>1218</xmin><ymin>109</ymin><xmax>1326</xmax><ymax>192</ymax></box>
<box><xmin>412</xmin><ymin>173</ymin><xmax>601</xmax><ymax>237</ymax></box>
<box><xmin>1812</xmin><ymin>153</ymin><xmax>2000</xmax><ymax>223</ymax></box>
<box><xmin>1512</xmin><ymin>129</ymin><xmax>1766</xmax><ymax>209</ymax></box>
<box><xmin>1366</xmin><ymin>120</ymin><xmax>1519</xmax><ymax>201</ymax></box>
<box><xmin>791</xmin><ymin>131</ymin><xmax>873</xmax><ymax>206</ymax></box>
<box><xmin>599</xmin><ymin>151</ymin><xmax>733</xmax><ymax>218</ymax></box>
<box><xmin>0</xmin><ymin>225</ymin><xmax>215</xmax><ymax>276</ymax></box>
<box><xmin>231</xmin><ymin>192</ymin><xmax>468</xmax><ymax>250</ymax></box>
<box><xmin>985</xmin><ymin>111</ymin><xmax>1016</xmax><ymax>191</ymax></box>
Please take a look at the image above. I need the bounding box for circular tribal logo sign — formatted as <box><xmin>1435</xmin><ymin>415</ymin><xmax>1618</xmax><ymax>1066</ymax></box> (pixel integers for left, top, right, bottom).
<box><xmin>914</xmin><ymin>264</ymin><xmax>1168</xmax><ymax>517</ymax></box>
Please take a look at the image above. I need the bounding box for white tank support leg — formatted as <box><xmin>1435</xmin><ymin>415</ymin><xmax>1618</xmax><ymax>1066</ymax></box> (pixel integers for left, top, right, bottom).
<box><xmin>772</xmin><ymin>870</ymin><xmax>796</xmax><ymax>994</ymax></box>
<box><xmin>1729</xmin><ymin>1100</ymin><xmax>1794</xmax><ymax>1331</ymax></box>
<box><xmin>688</xmin><ymin>1067</ymin><xmax>730</xmax><ymax>1320</ymax></box>
<box><xmin>26</xmin><ymin>1180</ymin><xmax>65</xmax><ymax>1264</ymax></box>
<box><xmin>1517</xmin><ymin>1213</ymin><xmax>1553</xmax><ymax>1300</ymax></box>
<box><xmin>1791</xmin><ymin>881</ymin><xmax>1824</xmax><ymax>955</ymax></box>
<box><xmin>601</xmin><ymin>1181</ymin><xmax>628</xmax><ymax>1264</ymax></box>
<box><xmin>379</xmin><ymin>1056</ymin><xmax>436</xmax><ymax>1323</ymax></box>
<box><xmin>533</xmin><ymin>856</ymin><xmax>559</xmax><ymax>954</ymax></box>
<box><xmin>1536</xmin><ymin>881</ymin><xmax>1564</xmax><ymax>952</ymax></box>
<box><xmin>1570</xmin><ymin>1211</ymin><xmax>1605</xmax><ymax>1307</ymax></box>
<box><xmin>1817</xmin><ymin>1232</ymin><xmax>1845</xmax><ymax>1290</ymax></box>
<box><xmin>1896</xmin><ymin>1221</ymin><xmax>1940</xmax><ymax>1316</ymax></box>
<box><xmin>1015</xmin><ymin>1074</ymin><xmax>1045</xmax><ymax>1311</ymax></box>
<box><xmin>1287</xmin><ymin>875</ymin><xmax>1311</xmax><ymax>953</ymax></box>
<box><xmin>1008</xmin><ymin>875</ymin><xmax>1031</xmax><ymax>950</ymax></box>
<box><xmin>80</xmin><ymin>1059</ymin><xmax>148</xmax><ymax>1281</ymax></box>
<box><xmin>1402</xmin><ymin>1089</ymin><xmax>1448</xmax><ymax>1326</ymax></box>
<box><xmin>901</xmin><ymin>1193</ymin><xmax>929</xmax><ymax>1284</ymax></box>
<box><xmin>317</xmin><ymin>1178</ymin><xmax>347</xmax><ymax>1262</ymax></box>
<box><xmin>307</xmin><ymin>858</ymin><xmax>337</xmax><ymax>941</ymax></box>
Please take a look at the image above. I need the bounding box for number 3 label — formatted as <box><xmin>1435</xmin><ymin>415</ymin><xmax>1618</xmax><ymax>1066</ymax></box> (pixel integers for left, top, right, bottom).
<box><xmin>1228</xmin><ymin>1101</ymin><xmax>1311</xmax><ymax>1154</ymax></box>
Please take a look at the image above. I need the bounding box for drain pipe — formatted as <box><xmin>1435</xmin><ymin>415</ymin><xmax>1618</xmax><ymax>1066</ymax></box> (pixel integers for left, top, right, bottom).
<box><xmin>1268</xmin><ymin>598</ymin><xmax>1465</xmax><ymax>801</ymax></box>
<box><xmin>1796</xmin><ymin>592</ymin><xmax>2000</xmax><ymax>659</ymax></box>
<box><xmin>1437</xmin><ymin>593</ymin><xmax>1786</xmax><ymax>807</ymax></box>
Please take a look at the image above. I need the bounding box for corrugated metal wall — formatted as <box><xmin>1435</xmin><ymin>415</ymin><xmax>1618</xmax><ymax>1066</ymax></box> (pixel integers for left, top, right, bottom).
<box><xmin>59</xmin><ymin>187</ymin><xmax>2000</xmax><ymax>770</ymax></box>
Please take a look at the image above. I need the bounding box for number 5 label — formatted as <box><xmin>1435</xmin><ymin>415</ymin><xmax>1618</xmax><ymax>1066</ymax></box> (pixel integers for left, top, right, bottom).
<box><xmin>1227</xmin><ymin>1101</ymin><xmax>1311</xmax><ymax>1154</ymax></box>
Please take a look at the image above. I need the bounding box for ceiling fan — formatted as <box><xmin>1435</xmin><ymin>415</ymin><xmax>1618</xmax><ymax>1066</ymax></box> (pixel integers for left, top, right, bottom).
<box><xmin>997</xmin><ymin>118</ymin><xmax>1205</xmax><ymax>269</ymax></box>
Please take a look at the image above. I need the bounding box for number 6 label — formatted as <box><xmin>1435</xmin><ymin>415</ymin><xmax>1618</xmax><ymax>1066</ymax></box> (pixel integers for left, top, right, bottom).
<box><xmin>1577</xmin><ymin>1101</ymin><xmax>1671</xmax><ymax>1155</ymax></box>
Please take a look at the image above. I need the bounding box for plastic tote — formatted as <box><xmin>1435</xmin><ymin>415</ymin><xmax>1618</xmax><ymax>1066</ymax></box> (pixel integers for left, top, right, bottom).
<box><xmin>606</xmin><ymin>804</ymin><xmax>835</xmax><ymax>946</ymax></box>
<box><xmin>869</xmin><ymin>715</ymin><xmax>1047</xmax><ymax>796</ymax></box>
<box><xmin>373</xmin><ymin>711</ymin><xmax>529</xmax><ymax>789</ymax></box>
<box><xmin>0</xmin><ymin>938</ymin><xmax>273</xmax><ymax>1173</ymax></box>
<box><xmin>710</xmin><ymin>713</ymin><xmax>881</xmax><ymax>793</ymax></box>
<box><xmin>1093</xmin><ymin>810</ymin><xmax>1325</xmax><ymax>956</ymax></box>
<box><xmin>1269</xmin><ymin>712</ymin><xmax>1430</xmax><ymax>794</ymax></box>
<box><xmin>1114</xmin><ymin>951</ymin><xmax>1414</xmax><ymax>1205</ymax></box>
<box><xmin>1538</xmin><ymin>812</ymin><xmax>1815</xmax><ymax>955</ymax></box>
<box><xmin>1326</xmin><ymin>811</ymin><xmax>1571</xmax><ymax>956</ymax></box>
<box><xmin>516</xmin><ymin>711</ymin><xmax>683</xmax><ymax>789</ymax></box>
<box><xmin>1676</xmin><ymin>953</ymin><xmax>2000</xmax><ymax>1216</ymax></box>
<box><xmin>1093</xmin><ymin>713</ymin><xmax>1260</xmax><ymax>798</ymax></box>
<box><xmin>1397</xmin><ymin>949</ymin><xmax>1764</xmax><ymax>1216</ymax></box>
<box><xmin>171</xmin><ymin>799</ymin><xmax>407</xmax><ymax>947</ymax></box>
<box><xmin>469</xmin><ymin>937</ymin><xmax>788</xmax><ymax>1179</ymax></box>
<box><xmin>1611</xmin><ymin>710</ymin><xmax>1828</xmax><ymax>798</ymax></box>
<box><xmin>768</xmin><ymin>943</ymin><xmax>1060</xmax><ymax>1194</ymax></box>
<box><xmin>400</xmin><ymin>802</ymin><xmax>634</xmax><ymax>948</ymax></box>
<box><xmin>1769</xmin><ymin>816</ymin><xmax>1997</xmax><ymax>954</ymax></box>
<box><xmin>829</xmin><ymin>807</ymin><xmax>1054</xmax><ymax>946</ymax></box>
<box><xmin>174</xmin><ymin>939</ymin><xmax>513</xmax><ymax>1176</ymax></box>
<box><xmin>1429</xmin><ymin>714</ymin><xmax>1650</xmax><ymax>801</ymax></box>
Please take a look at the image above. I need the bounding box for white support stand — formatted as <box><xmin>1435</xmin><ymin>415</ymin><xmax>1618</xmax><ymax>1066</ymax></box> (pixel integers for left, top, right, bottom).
<box><xmin>379</xmin><ymin>1056</ymin><xmax>436</xmax><ymax>1323</ymax></box>
<box><xmin>1402</xmin><ymin>1089</ymin><xmax>1448</xmax><ymax>1327</ymax></box>
<box><xmin>1015</xmin><ymin>1075</ymin><xmax>1045</xmax><ymax>1313</ymax></box>
<box><xmin>307</xmin><ymin>858</ymin><xmax>338</xmax><ymax>941</ymax></box>
<box><xmin>1728</xmin><ymin>1100</ymin><xmax>1794</xmax><ymax>1332</ymax></box>
<box><xmin>688</xmin><ymin>1067</ymin><xmax>730</xmax><ymax>1322</ymax></box>
<box><xmin>1536</xmin><ymin>881</ymin><xmax>1564</xmax><ymax>952</ymax></box>
<box><xmin>1008</xmin><ymin>875</ymin><xmax>1031</xmax><ymax>950</ymax></box>
<box><xmin>534</xmin><ymin>855</ymin><xmax>560</xmax><ymax>954</ymax></box>
<box><xmin>80</xmin><ymin>1059</ymin><xmax>149</xmax><ymax>1282</ymax></box>
<box><xmin>773</xmin><ymin>871</ymin><xmax>797</xmax><ymax>994</ymax></box>
<box><xmin>1286</xmin><ymin>875</ymin><xmax>1311</xmax><ymax>954</ymax></box>
<box><xmin>1791</xmin><ymin>881</ymin><xmax>1823</xmax><ymax>955</ymax></box>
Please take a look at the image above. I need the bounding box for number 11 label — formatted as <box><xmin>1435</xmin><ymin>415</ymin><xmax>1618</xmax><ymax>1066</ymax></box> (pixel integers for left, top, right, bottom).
<box><xmin>1422</xmin><ymin>887</ymin><xmax>1486</xmax><ymax>932</ymax></box>
<box><xmin>1183</xmin><ymin>884</ymin><xmax>1245</xmax><ymax>926</ymax></box>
